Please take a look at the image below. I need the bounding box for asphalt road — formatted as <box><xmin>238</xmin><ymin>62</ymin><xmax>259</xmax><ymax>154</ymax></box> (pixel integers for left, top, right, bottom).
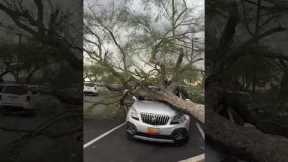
<box><xmin>83</xmin><ymin>95</ymin><xmax>234</xmax><ymax>162</ymax></box>
<box><xmin>84</xmin><ymin>117</ymin><xmax>204</xmax><ymax>162</ymax></box>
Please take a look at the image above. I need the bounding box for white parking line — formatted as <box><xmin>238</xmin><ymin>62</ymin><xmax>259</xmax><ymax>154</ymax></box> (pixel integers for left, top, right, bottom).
<box><xmin>195</xmin><ymin>122</ymin><xmax>205</xmax><ymax>140</ymax></box>
<box><xmin>83</xmin><ymin>122</ymin><xmax>126</xmax><ymax>149</ymax></box>
<box><xmin>179</xmin><ymin>153</ymin><xmax>205</xmax><ymax>162</ymax></box>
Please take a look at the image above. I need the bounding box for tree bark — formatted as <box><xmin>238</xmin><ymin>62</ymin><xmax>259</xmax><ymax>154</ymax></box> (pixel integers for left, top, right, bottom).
<box><xmin>133</xmin><ymin>87</ymin><xmax>204</xmax><ymax>123</ymax></box>
<box><xmin>134</xmin><ymin>87</ymin><xmax>288</xmax><ymax>162</ymax></box>
<box><xmin>206</xmin><ymin>108</ymin><xmax>288</xmax><ymax>162</ymax></box>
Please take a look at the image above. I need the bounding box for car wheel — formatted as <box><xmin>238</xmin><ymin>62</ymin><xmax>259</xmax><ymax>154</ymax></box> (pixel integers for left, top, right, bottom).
<box><xmin>172</xmin><ymin>129</ymin><xmax>189</xmax><ymax>145</ymax></box>
<box><xmin>126</xmin><ymin>132</ymin><xmax>135</xmax><ymax>141</ymax></box>
<box><xmin>126</xmin><ymin>122</ymin><xmax>137</xmax><ymax>141</ymax></box>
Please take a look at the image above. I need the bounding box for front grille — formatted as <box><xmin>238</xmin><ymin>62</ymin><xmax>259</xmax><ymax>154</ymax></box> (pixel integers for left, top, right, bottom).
<box><xmin>140</xmin><ymin>113</ymin><xmax>170</xmax><ymax>125</ymax></box>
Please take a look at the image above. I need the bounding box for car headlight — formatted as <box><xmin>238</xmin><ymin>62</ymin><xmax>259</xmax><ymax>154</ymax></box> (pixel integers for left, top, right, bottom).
<box><xmin>130</xmin><ymin>108</ymin><xmax>139</xmax><ymax>120</ymax></box>
<box><xmin>171</xmin><ymin>113</ymin><xmax>186</xmax><ymax>124</ymax></box>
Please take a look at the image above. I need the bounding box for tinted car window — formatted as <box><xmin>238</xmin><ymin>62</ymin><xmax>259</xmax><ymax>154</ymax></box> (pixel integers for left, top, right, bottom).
<box><xmin>3</xmin><ymin>86</ymin><xmax>28</xmax><ymax>95</ymax></box>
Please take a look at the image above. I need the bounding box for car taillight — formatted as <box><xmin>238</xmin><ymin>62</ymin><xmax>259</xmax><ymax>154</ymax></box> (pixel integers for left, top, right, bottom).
<box><xmin>26</xmin><ymin>96</ymin><xmax>30</xmax><ymax>102</ymax></box>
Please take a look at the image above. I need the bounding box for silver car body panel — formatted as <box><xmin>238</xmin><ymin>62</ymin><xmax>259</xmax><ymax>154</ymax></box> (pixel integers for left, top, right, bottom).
<box><xmin>133</xmin><ymin>135</ymin><xmax>174</xmax><ymax>143</ymax></box>
<box><xmin>126</xmin><ymin>99</ymin><xmax>190</xmax><ymax>142</ymax></box>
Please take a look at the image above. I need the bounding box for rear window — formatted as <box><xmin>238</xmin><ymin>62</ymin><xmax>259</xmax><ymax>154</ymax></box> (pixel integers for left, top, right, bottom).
<box><xmin>3</xmin><ymin>86</ymin><xmax>28</xmax><ymax>95</ymax></box>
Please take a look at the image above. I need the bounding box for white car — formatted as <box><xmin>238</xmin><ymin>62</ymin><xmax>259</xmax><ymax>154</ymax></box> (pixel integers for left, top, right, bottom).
<box><xmin>126</xmin><ymin>97</ymin><xmax>190</xmax><ymax>144</ymax></box>
<box><xmin>83</xmin><ymin>82</ymin><xmax>98</xmax><ymax>96</ymax></box>
<box><xmin>0</xmin><ymin>83</ymin><xmax>33</xmax><ymax>110</ymax></box>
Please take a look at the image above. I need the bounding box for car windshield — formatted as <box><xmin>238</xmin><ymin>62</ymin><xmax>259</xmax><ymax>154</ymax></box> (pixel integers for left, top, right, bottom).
<box><xmin>3</xmin><ymin>86</ymin><xmax>28</xmax><ymax>95</ymax></box>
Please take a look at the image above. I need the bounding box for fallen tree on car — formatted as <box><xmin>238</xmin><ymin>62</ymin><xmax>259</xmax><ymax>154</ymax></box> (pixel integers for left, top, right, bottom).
<box><xmin>133</xmin><ymin>87</ymin><xmax>288</xmax><ymax>162</ymax></box>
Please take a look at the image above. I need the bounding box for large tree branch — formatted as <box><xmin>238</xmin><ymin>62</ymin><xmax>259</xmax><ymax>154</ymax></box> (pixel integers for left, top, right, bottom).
<box><xmin>206</xmin><ymin>108</ymin><xmax>288</xmax><ymax>162</ymax></box>
<box><xmin>0</xmin><ymin>1</ymin><xmax>82</xmax><ymax>69</ymax></box>
<box><xmin>223</xmin><ymin>26</ymin><xmax>286</xmax><ymax>70</ymax></box>
<box><xmin>132</xmin><ymin>87</ymin><xmax>205</xmax><ymax>123</ymax></box>
<box><xmin>0</xmin><ymin>3</ymin><xmax>36</xmax><ymax>35</ymax></box>
<box><xmin>33</xmin><ymin>0</ymin><xmax>45</xmax><ymax>33</ymax></box>
<box><xmin>170</xmin><ymin>48</ymin><xmax>185</xmax><ymax>85</ymax></box>
<box><xmin>216</xmin><ymin>2</ymin><xmax>239</xmax><ymax>57</ymax></box>
<box><xmin>132</xmin><ymin>86</ymin><xmax>288</xmax><ymax>162</ymax></box>
<box><xmin>244</xmin><ymin>0</ymin><xmax>288</xmax><ymax>12</ymax></box>
<box><xmin>103</xmin><ymin>26</ymin><xmax>128</xmax><ymax>71</ymax></box>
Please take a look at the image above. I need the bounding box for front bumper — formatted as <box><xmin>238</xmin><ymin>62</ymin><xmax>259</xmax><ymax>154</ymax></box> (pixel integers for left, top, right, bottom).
<box><xmin>133</xmin><ymin>132</ymin><xmax>175</xmax><ymax>143</ymax></box>
<box><xmin>126</xmin><ymin>115</ymin><xmax>190</xmax><ymax>143</ymax></box>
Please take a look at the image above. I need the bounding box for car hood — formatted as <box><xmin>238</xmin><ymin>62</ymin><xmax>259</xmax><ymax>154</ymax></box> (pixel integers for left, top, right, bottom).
<box><xmin>132</xmin><ymin>100</ymin><xmax>176</xmax><ymax>116</ymax></box>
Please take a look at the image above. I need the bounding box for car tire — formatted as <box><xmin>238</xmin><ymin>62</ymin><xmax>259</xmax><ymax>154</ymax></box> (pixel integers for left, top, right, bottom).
<box><xmin>126</xmin><ymin>122</ymin><xmax>137</xmax><ymax>141</ymax></box>
<box><xmin>126</xmin><ymin>132</ymin><xmax>135</xmax><ymax>141</ymax></box>
<box><xmin>172</xmin><ymin>129</ymin><xmax>189</xmax><ymax>146</ymax></box>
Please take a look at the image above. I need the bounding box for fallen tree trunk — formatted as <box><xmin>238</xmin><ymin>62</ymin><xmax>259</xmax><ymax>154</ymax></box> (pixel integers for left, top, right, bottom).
<box><xmin>133</xmin><ymin>87</ymin><xmax>204</xmax><ymax>123</ymax></box>
<box><xmin>134</xmin><ymin>87</ymin><xmax>288</xmax><ymax>162</ymax></box>
<box><xmin>206</xmin><ymin>108</ymin><xmax>288</xmax><ymax>162</ymax></box>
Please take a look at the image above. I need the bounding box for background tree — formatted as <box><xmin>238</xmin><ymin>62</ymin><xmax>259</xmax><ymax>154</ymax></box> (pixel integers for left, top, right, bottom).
<box><xmin>84</xmin><ymin>0</ymin><xmax>204</xmax><ymax>97</ymax></box>
<box><xmin>206</xmin><ymin>0</ymin><xmax>288</xmax><ymax>161</ymax></box>
<box><xmin>0</xmin><ymin>1</ymin><xmax>82</xmax><ymax>161</ymax></box>
<box><xmin>0</xmin><ymin>0</ymin><xmax>82</xmax><ymax>69</ymax></box>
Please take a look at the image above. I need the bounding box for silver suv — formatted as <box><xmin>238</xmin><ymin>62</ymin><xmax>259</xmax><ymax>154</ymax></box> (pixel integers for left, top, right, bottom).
<box><xmin>126</xmin><ymin>97</ymin><xmax>190</xmax><ymax>144</ymax></box>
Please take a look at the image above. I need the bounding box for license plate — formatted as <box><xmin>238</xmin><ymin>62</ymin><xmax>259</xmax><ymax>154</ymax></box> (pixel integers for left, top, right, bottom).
<box><xmin>147</xmin><ymin>128</ymin><xmax>159</xmax><ymax>135</ymax></box>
